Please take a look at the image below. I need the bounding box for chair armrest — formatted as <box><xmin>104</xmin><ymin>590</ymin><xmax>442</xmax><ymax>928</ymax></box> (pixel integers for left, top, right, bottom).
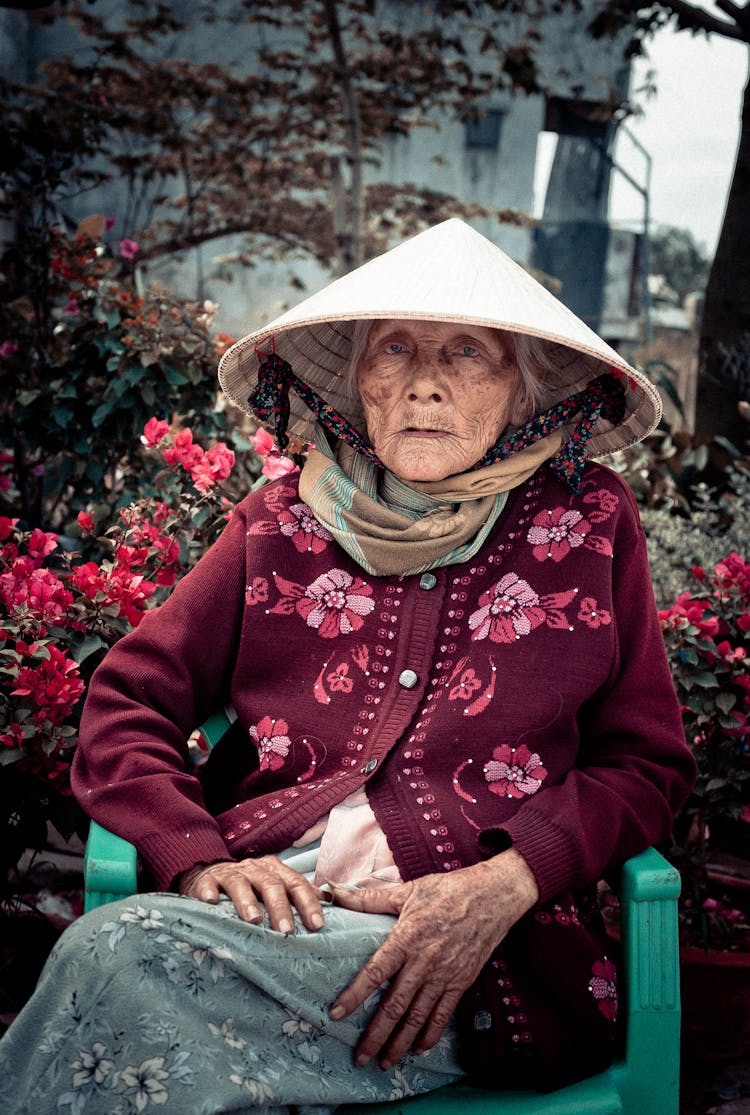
<box><xmin>611</xmin><ymin>847</ymin><xmax>681</xmax><ymax>1115</ymax></box>
<box><xmin>83</xmin><ymin>820</ymin><xmax>138</xmax><ymax>913</ymax></box>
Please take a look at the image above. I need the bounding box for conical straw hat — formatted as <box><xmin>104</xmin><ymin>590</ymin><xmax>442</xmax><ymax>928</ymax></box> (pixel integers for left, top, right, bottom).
<box><xmin>218</xmin><ymin>218</ymin><xmax>660</xmax><ymax>458</ymax></box>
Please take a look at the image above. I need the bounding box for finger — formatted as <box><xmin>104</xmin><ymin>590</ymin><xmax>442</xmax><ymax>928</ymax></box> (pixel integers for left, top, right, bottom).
<box><xmin>281</xmin><ymin>870</ymin><xmax>325</xmax><ymax>931</ymax></box>
<box><xmin>377</xmin><ymin>984</ymin><xmax>453</xmax><ymax>1069</ymax></box>
<box><xmin>329</xmin><ymin>943</ymin><xmax>404</xmax><ymax>1021</ymax></box>
<box><xmin>353</xmin><ymin>970</ymin><xmax>437</xmax><ymax>1067</ymax></box>
<box><xmin>412</xmin><ymin>988</ymin><xmax>463</xmax><ymax>1055</ymax></box>
<box><xmin>191</xmin><ymin>870</ymin><xmax>221</xmax><ymax>904</ymax></box>
<box><xmin>216</xmin><ymin>873</ymin><xmax>265</xmax><ymax>924</ymax></box>
<box><xmin>252</xmin><ymin>871</ymin><xmax>298</xmax><ymax>934</ymax></box>
<box><xmin>329</xmin><ymin>882</ymin><xmax>407</xmax><ymax>917</ymax></box>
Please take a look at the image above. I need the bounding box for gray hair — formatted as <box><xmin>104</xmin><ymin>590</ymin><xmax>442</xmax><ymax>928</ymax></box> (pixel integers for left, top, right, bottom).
<box><xmin>343</xmin><ymin>320</ymin><xmax>594</xmax><ymax>427</ymax></box>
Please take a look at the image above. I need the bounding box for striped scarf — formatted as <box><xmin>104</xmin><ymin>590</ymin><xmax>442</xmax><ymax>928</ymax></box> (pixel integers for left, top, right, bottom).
<box><xmin>298</xmin><ymin>425</ymin><xmax>563</xmax><ymax>577</ymax></box>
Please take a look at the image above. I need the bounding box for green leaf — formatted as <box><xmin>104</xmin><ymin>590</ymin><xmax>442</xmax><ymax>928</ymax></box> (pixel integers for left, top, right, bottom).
<box><xmin>716</xmin><ymin>692</ymin><xmax>737</xmax><ymax>714</ymax></box>
<box><xmin>70</xmin><ymin>634</ymin><xmax>106</xmax><ymax>664</ymax></box>
<box><xmin>91</xmin><ymin>400</ymin><xmax>114</xmax><ymax>427</ymax></box>
<box><xmin>692</xmin><ymin>671</ymin><xmax>719</xmax><ymax>689</ymax></box>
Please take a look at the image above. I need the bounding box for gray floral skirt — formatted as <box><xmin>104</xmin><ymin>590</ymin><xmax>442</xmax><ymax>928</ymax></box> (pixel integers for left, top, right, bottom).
<box><xmin>0</xmin><ymin>847</ymin><xmax>463</xmax><ymax>1114</ymax></box>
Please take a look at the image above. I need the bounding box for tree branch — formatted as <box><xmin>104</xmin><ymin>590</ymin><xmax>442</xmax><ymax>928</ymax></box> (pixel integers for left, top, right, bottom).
<box><xmin>661</xmin><ymin>0</ymin><xmax>748</xmax><ymax>42</ymax></box>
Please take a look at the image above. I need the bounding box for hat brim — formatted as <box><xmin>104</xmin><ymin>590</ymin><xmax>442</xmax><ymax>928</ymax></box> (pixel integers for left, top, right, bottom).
<box><xmin>218</xmin><ymin>220</ymin><xmax>661</xmax><ymax>459</ymax></box>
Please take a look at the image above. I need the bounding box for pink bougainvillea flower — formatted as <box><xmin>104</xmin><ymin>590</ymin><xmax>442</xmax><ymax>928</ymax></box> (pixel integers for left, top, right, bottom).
<box><xmin>296</xmin><ymin>568</ymin><xmax>375</xmax><ymax>638</ymax></box>
<box><xmin>250</xmin><ymin>428</ymin><xmax>274</xmax><ymax>457</ymax></box>
<box><xmin>190</xmin><ymin>442</ymin><xmax>235</xmax><ymax>493</ymax></box>
<box><xmin>278</xmin><ymin>502</ymin><xmax>333</xmax><ymax>554</ymax></box>
<box><xmin>249</xmin><ymin>715</ymin><xmax>291</xmax><ymax>771</ymax></box>
<box><xmin>483</xmin><ymin>743</ymin><xmax>547</xmax><ymax>799</ymax></box>
<box><xmin>77</xmin><ymin>511</ymin><xmax>94</xmax><ymax>533</ymax></box>
<box><xmin>105</xmin><ymin>215</ymin><xmax>116</xmax><ymax>231</ymax></box>
<box><xmin>262</xmin><ymin>454</ymin><xmax>296</xmax><ymax>481</ymax></box>
<box><xmin>0</xmin><ymin>722</ymin><xmax>24</xmax><ymax>749</ymax></box>
<box><xmin>27</xmin><ymin>528</ymin><xmax>58</xmax><ymax>560</ymax></box>
<box><xmin>142</xmin><ymin>417</ymin><xmax>170</xmax><ymax>448</ymax></box>
<box><xmin>119</xmin><ymin>238</ymin><xmax>140</xmax><ymax>260</ymax></box>
<box><xmin>162</xmin><ymin>427</ymin><xmax>204</xmax><ymax>472</ymax></box>
<box><xmin>0</xmin><ymin>341</ymin><xmax>19</xmax><ymax>358</ymax></box>
<box><xmin>0</xmin><ymin>516</ymin><xmax>19</xmax><ymax>541</ymax></box>
<box><xmin>1</xmin><ymin>562</ymin><xmax>73</xmax><ymax>628</ymax></box>
<box><xmin>526</xmin><ymin>506</ymin><xmax>591</xmax><ymax>563</ymax></box>
<box><xmin>62</xmin><ymin>297</ymin><xmax>79</xmax><ymax>315</ymax></box>
<box><xmin>12</xmin><ymin>645</ymin><xmax>85</xmax><ymax>724</ymax></box>
<box><xmin>468</xmin><ymin>572</ymin><xmax>546</xmax><ymax>644</ymax></box>
<box><xmin>588</xmin><ymin>957</ymin><xmax>618</xmax><ymax>1021</ymax></box>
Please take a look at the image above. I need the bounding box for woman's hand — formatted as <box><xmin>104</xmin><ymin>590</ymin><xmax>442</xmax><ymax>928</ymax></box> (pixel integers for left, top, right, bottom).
<box><xmin>176</xmin><ymin>856</ymin><xmax>326</xmax><ymax>934</ymax></box>
<box><xmin>328</xmin><ymin>848</ymin><xmax>539</xmax><ymax>1070</ymax></box>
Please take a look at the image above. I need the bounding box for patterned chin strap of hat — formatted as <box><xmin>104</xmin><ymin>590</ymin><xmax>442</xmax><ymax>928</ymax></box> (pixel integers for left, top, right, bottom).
<box><xmin>249</xmin><ymin>348</ymin><xmax>627</xmax><ymax>493</ymax></box>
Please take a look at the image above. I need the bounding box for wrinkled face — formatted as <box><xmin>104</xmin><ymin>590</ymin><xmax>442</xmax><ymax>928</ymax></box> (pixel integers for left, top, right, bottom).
<box><xmin>356</xmin><ymin>319</ymin><xmax>520</xmax><ymax>482</ymax></box>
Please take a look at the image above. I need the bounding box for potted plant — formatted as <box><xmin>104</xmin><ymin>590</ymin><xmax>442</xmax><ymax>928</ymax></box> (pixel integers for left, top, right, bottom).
<box><xmin>658</xmin><ymin>554</ymin><xmax>750</xmax><ymax>1060</ymax></box>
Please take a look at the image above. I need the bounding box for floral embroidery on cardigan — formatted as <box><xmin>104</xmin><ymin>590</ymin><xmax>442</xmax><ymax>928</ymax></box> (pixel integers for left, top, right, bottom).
<box><xmin>577</xmin><ymin>596</ymin><xmax>611</xmax><ymax>629</ymax></box>
<box><xmin>249</xmin><ymin>716</ymin><xmax>291</xmax><ymax>772</ymax></box>
<box><xmin>468</xmin><ymin>574</ymin><xmax>580</xmax><ymax>643</ymax></box>
<box><xmin>588</xmin><ymin>957</ymin><xmax>618</xmax><ymax>1021</ymax></box>
<box><xmin>483</xmin><ymin>744</ymin><xmax>548</xmax><ymax>799</ymax></box>
<box><xmin>277</xmin><ymin>502</ymin><xmax>333</xmax><ymax>554</ymax></box>
<box><xmin>245</xmin><ymin>576</ymin><xmax>269</xmax><ymax>606</ymax></box>
<box><xmin>526</xmin><ymin>507</ymin><xmax>591</xmax><ymax>563</ymax></box>
<box><xmin>269</xmin><ymin>568</ymin><xmax>375</xmax><ymax>638</ymax></box>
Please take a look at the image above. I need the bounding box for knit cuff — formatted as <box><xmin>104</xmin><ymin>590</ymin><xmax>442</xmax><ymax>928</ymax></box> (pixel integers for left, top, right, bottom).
<box><xmin>482</xmin><ymin>809</ymin><xmax>584</xmax><ymax>903</ymax></box>
<box><xmin>139</xmin><ymin>820</ymin><xmax>232</xmax><ymax>892</ymax></box>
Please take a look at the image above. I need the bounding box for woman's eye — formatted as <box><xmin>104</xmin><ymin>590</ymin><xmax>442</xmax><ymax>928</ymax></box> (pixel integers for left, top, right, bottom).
<box><xmin>386</xmin><ymin>342</ymin><xmax>405</xmax><ymax>354</ymax></box>
<box><xmin>460</xmin><ymin>345</ymin><xmax>479</xmax><ymax>357</ymax></box>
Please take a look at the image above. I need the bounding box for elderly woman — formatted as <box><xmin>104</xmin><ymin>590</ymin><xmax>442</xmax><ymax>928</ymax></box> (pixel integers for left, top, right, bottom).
<box><xmin>0</xmin><ymin>220</ymin><xmax>694</xmax><ymax>1114</ymax></box>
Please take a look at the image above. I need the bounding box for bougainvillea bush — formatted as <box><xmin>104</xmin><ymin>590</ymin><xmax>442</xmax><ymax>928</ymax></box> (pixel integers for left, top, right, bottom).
<box><xmin>0</xmin><ymin>217</ymin><xmax>247</xmax><ymax>529</ymax></box>
<box><xmin>659</xmin><ymin>553</ymin><xmax>750</xmax><ymax>950</ymax></box>
<box><xmin>0</xmin><ymin>419</ymin><xmax>272</xmax><ymax>896</ymax></box>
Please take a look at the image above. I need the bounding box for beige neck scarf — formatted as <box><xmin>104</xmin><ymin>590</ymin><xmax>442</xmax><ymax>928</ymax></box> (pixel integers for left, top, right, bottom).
<box><xmin>298</xmin><ymin>426</ymin><xmax>563</xmax><ymax>577</ymax></box>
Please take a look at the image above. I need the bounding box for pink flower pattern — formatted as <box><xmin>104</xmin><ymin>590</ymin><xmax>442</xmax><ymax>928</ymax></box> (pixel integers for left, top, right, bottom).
<box><xmin>449</xmin><ymin>668</ymin><xmax>482</xmax><ymax>701</ymax></box>
<box><xmin>326</xmin><ymin>662</ymin><xmax>354</xmax><ymax>693</ymax></box>
<box><xmin>249</xmin><ymin>716</ymin><xmax>291</xmax><ymax>772</ymax></box>
<box><xmin>468</xmin><ymin>573</ymin><xmax>546</xmax><ymax>643</ymax></box>
<box><xmin>278</xmin><ymin>503</ymin><xmax>333</xmax><ymax>554</ymax></box>
<box><xmin>245</xmin><ymin>577</ymin><xmax>269</xmax><ymax>606</ymax></box>
<box><xmin>293</xmin><ymin>568</ymin><xmax>375</xmax><ymax>638</ymax></box>
<box><xmin>588</xmin><ymin>957</ymin><xmax>618</xmax><ymax>1021</ymax></box>
<box><xmin>527</xmin><ymin>507</ymin><xmax>591</xmax><ymax>563</ymax></box>
<box><xmin>577</xmin><ymin>596</ymin><xmax>611</xmax><ymax>629</ymax></box>
<box><xmin>483</xmin><ymin>743</ymin><xmax>548</xmax><ymax>799</ymax></box>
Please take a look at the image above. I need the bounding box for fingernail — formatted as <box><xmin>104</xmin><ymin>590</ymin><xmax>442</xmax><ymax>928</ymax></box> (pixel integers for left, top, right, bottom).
<box><xmin>356</xmin><ymin>1053</ymin><xmax>370</xmax><ymax>1067</ymax></box>
<box><xmin>329</xmin><ymin>1004</ymin><xmax>345</xmax><ymax>1020</ymax></box>
<box><xmin>279</xmin><ymin>919</ymin><xmax>294</xmax><ymax>935</ymax></box>
<box><xmin>380</xmin><ymin>1060</ymin><xmax>392</xmax><ymax>1071</ymax></box>
<box><xmin>311</xmin><ymin>912</ymin><xmax>324</xmax><ymax>929</ymax></box>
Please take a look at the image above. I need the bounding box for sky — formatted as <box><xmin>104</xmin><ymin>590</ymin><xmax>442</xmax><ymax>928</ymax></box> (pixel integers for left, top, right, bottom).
<box><xmin>608</xmin><ymin>20</ymin><xmax>748</xmax><ymax>257</ymax></box>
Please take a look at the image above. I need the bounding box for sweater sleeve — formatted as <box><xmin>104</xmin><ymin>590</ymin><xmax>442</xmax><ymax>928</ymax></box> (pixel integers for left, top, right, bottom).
<box><xmin>488</xmin><ymin>487</ymin><xmax>697</xmax><ymax>902</ymax></box>
<box><xmin>71</xmin><ymin>499</ymin><xmax>252</xmax><ymax>890</ymax></box>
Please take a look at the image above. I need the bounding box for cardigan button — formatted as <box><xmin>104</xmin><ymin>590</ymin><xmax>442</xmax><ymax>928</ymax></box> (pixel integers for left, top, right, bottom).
<box><xmin>419</xmin><ymin>572</ymin><xmax>437</xmax><ymax>590</ymax></box>
<box><xmin>473</xmin><ymin>1011</ymin><xmax>493</xmax><ymax>1031</ymax></box>
<box><xmin>398</xmin><ymin>669</ymin><xmax>419</xmax><ymax>689</ymax></box>
<box><xmin>361</xmin><ymin>758</ymin><xmax>378</xmax><ymax>774</ymax></box>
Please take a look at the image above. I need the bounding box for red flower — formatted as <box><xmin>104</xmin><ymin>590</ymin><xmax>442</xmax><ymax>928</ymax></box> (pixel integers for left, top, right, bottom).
<box><xmin>27</xmin><ymin>528</ymin><xmax>58</xmax><ymax>560</ymax></box>
<box><xmin>12</xmin><ymin>645</ymin><xmax>85</xmax><ymax>724</ymax></box>
<box><xmin>142</xmin><ymin>417</ymin><xmax>169</xmax><ymax>448</ymax></box>
<box><xmin>77</xmin><ymin>511</ymin><xmax>94</xmax><ymax>533</ymax></box>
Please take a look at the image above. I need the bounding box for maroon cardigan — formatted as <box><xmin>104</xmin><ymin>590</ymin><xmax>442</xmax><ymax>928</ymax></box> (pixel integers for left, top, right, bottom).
<box><xmin>73</xmin><ymin>461</ymin><xmax>695</xmax><ymax>1088</ymax></box>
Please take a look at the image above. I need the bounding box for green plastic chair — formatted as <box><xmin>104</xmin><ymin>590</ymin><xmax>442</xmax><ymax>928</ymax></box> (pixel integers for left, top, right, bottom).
<box><xmin>83</xmin><ymin>712</ymin><xmax>682</xmax><ymax>1115</ymax></box>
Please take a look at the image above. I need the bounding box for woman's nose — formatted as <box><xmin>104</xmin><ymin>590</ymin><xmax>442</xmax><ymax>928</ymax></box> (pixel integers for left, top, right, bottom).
<box><xmin>405</xmin><ymin>358</ymin><xmax>446</xmax><ymax>403</ymax></box>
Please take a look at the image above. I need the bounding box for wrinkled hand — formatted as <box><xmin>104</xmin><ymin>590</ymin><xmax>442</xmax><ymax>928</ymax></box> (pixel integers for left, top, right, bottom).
<box><xmin>176</xmin><ymin>856</ymin><xmax>326</xmax><ymax>934</ymax></box>
<box><xmin>328</xmin><ymin>848</ymin><xmax>539</xmax><ymax>1070</ymax></box>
